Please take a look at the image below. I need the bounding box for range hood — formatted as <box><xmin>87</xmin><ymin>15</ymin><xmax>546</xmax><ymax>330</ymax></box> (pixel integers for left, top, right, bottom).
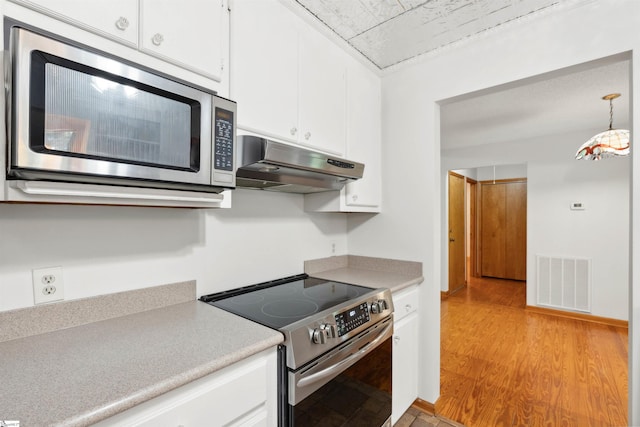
<box><xmin>236</xmin><ymin>135</ymin><xmax>364</xmax><ymax>194</ymax></box>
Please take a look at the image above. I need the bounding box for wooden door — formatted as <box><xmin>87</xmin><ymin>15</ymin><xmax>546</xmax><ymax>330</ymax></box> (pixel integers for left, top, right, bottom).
<box><xmin>505</xmin><ymin>182</ymin><xmax>527</xmax><ymax>280</ymax></box>
<box><xmin>448</xmin><ymin>172</ymin><xmax>466</xmax><ymax>292</ymax></box>
<box><xmin>481</xmin><ymin>183</ymin><xmax>506</xmax><ymax>278</ymax></box>
<box><xmin>480</xmin><ymin>180</ymin><xmax>526</xmax><ymax>280</ymax></box>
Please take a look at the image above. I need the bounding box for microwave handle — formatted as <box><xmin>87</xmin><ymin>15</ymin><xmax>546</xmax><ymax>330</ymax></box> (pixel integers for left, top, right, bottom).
<box><xmin>12</xmin><ymin>180</ymin><xmax>224</xmax><ymax>204</ymax></box>
<box><xmin>296</xmin><ymin>321</ymin><xmax>392</xmax><ymax>389</ymax></box>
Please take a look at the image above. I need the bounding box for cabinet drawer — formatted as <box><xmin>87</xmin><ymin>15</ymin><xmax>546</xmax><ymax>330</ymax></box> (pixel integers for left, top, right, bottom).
<box><xmin>96</xmin><ymin>350</ymin><xmax>273</xmax><ymax>426</ymax></box>
<box><xmin>392</xmin><ymin>285</ymin><xmax>419</xmax><ymax>322</ymax></box>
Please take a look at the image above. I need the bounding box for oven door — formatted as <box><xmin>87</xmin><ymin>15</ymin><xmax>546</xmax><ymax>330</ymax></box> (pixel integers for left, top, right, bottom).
<box><xmin>287</xmin><ymin>317</ymin><xmax>393</xmax><ymax>427</ymax></box>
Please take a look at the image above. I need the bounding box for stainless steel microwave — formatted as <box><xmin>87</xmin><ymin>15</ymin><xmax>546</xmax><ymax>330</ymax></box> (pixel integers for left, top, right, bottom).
<box><xmin>6</xmin><ymin>26</ymin><xmax>236</xmax><ymax>195</ymax></box>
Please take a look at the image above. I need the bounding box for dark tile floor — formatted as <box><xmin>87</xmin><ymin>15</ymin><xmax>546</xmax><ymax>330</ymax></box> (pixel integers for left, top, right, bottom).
<box><xmin>395</xmin><ymin>406</ymin><xmax>466</xmax><ymax>427</ymax></box>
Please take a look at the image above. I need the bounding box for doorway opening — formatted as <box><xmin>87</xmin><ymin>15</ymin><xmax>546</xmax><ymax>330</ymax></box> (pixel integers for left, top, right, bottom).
<box><xmin>447</xmin><ymin>167</ymin><xmax>528</xmax><ymax>297</ymax></box>
<box><xmin>446</xmin><ymin>171</ymin><xmax>479</xmax><ymax>297</ymax></box>
<box><xmin>438</xmin><ymin>53</ymin><xmax>631</xmax><ymax>426</ymax></box>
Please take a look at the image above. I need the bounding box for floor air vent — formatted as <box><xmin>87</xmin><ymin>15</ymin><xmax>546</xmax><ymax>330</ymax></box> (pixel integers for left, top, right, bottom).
<box><xmin>536</xmin><ymin>255</ymin><xmax>591</xmax><ymax>312</ymax></box>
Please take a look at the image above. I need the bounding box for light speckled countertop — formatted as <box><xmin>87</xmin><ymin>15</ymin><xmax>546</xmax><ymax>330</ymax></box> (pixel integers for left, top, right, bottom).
<box><xmin>305</xmin><ymin>255</ymin><xmax>424</xmax><ymax>293</ymax></box>
<box><xmin>0</xmin><ymin>300</ymin><xmax>283</xmax><ymax>426</ymax></box>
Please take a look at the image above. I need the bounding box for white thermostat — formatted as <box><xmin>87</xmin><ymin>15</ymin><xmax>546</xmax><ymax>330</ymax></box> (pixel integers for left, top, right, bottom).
<box><xmin>570</xmin><ymin>202</ymin><xmax>586</xmax><ymax>210</ymax></box>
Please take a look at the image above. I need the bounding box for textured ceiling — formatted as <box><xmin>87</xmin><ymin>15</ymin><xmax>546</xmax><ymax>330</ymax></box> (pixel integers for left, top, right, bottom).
<box><xmin>295</xmin><ymin>0</ymin><xmax>588</xmax><ymax>69</ymax></box>
<box><xmin>440</xmin><ymin>58</ymin><xmax>630</xmax><ymax>151</ymax></box>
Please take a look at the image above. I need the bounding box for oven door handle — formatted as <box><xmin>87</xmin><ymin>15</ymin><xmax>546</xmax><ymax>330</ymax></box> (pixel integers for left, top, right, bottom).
<box><xmin>296</xmin><ymin>322</ymin><xmax>392</xmax><ymax>389</ymax></box>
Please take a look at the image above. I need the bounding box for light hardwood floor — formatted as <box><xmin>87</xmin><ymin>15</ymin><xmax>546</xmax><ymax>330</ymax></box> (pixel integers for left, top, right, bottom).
<box><xmin>436</xmin><ymin>276</ymin><xmax>628</xmax><ymax>427</ymax></box>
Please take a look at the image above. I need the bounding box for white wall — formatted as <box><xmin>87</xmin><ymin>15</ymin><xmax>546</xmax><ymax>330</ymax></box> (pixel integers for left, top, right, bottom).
<box><xmin>0</xmin><ymin>189</ymin><xmax>347</xmax><ymax>312</ymax></box>
<box><xmin>347</xmin><ymin>0</ymin><xmax>640</xmax><ymax>418</ymax></box>
<box><xmin>528</xmin><ymin>153</ymin><xmax>629</xmax><ymax>320</ymax></box>
<box><xmin>451</xmin><ymin>168</ymin><xmax>477</xmax><ymax>180</ymax></box>
<box><xmin>443</xmin><ymin>131</ymin><xmax>630</xmax><ymax>320</ymax></box>
<box><xmin>476</xmin><ymin>164</ymin><xmax>527</xmax><ymax>181</ymax></box>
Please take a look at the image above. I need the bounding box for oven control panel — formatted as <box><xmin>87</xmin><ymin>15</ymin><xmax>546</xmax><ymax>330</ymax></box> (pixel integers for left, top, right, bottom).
<box><xmin>335</xmin><ymin>302</ymin><xmax>370</xmax><ymax>337</ymax></box>
<box><xmin>287</xmin><ymin>288</ymin><xmax>393</xmax><ymax>369</ymax></box>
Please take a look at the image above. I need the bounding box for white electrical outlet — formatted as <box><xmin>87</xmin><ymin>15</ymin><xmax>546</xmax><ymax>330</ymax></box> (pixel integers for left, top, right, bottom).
<box><xmin>32</xmin><ymin>267</ymin><xmax>64</xmax><ymax>304</ymax></box>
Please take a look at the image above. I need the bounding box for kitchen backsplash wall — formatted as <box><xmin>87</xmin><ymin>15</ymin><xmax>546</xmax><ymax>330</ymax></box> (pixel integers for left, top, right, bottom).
<box><xmin>0</xmin><ymin>189</ymin><xmax>347</xmax><ymax>312</ymax></box>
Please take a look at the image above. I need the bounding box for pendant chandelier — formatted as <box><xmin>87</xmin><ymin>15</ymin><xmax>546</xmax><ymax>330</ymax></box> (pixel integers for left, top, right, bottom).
<box><xmin>575</xmin><ymin>93</ymin><xmax>630</xmax><ymax>160</ymax></box>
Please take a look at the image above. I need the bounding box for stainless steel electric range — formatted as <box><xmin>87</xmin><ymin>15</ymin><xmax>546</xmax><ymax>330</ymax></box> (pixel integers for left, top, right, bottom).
<box><xmin>200</xmin><ymin>274</ymin><xmax>394</xmax><ymax>427</ymax></box>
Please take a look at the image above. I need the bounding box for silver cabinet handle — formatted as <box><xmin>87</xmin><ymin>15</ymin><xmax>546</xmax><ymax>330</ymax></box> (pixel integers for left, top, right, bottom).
<box><xmin>152</xmin><ymin>33</ymin><xmax>164</xmax><ymax>46</ymax></box>
<box><xmin>304</xmin><ymin>131</ymin><xmax>311</xmax><ymax>140</ymax></box>
<box><xmin>290</xmin><ymin>127</ymin><xmax>297</xmax><ymax>136</ymax></box>
<box><xmin>394</xmin><ymin>336</ymin><xmax>400</xmax><ymax>344</ymax></box>
<box><xmin>405</xmin><ymin>304</ymin><xmax>412</xmax><ymax>312</ymax></box>
<box><xmin>115</xmin><ymin>17</ymin><xmax>129</xmax><ymax>31</ymax></box>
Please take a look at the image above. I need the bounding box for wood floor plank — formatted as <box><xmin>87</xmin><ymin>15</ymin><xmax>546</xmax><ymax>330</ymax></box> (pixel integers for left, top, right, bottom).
<box><xmin>438</xmin><ymin>277</ymin><xmax>628</xmax><ymax>427</ymax></box>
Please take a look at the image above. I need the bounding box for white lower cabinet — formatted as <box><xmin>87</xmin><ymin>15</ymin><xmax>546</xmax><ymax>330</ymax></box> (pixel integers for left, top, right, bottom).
<box><xmin>95</xmin><ymin>348</ymin><xmax>277</xmax><ymax>427</ymax></box>
<box><xmin>392</xmin><ymin>286</ymin><xmax>419</xmax><ymax>425</ymax></box>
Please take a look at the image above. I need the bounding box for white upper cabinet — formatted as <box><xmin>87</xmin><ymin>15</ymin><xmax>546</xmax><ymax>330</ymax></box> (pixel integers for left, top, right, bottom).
<box><xmin>230</xmin><ymin>0</ymin><xmax>298</xmax><ymax>143</ymax></box>
<box><xmin>8</xmin><ymin>0</ymin><xmax>139</xmax><ymax>45</ymax></box>
<box><xmin>230</xmin><ymin>0</ymin><xmax>346</xmax><ymax>156</ymax></box>
<box><xmin>344</xmin><ymin>56</ymin><xmax>381</xmax><ymax>210</ymax></box>
<box><xmin>304</xmin><ymin>55</ymin><xmax>382</xmax><ymax>212</ymax></box>
<box><xmin>297</xmin><ymin>26</ymin><xmax>346</xmax><ymax>155</ymax></box>
<box><xmin>139</xmin><ymin>0</ymin><xmax>224</xmax><ymax>81</ymax></box>
<box><xmin>8</xmin><ymin>0</ymin><xmax>225</xmax><ymax>82</ymax></box>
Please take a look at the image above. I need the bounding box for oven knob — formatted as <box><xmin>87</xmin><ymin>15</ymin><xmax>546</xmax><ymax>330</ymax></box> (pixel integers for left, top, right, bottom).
<box><xmin>312</xmin><ymin>328</ymin><xmax>327</xmax><ymax>344</ymax></box>
<box><xmin>325</xmin><ymin>324</ymin><xmax>337</xmax><ymax>338</ymax></box>
<box><xmin>370</xmin><ymin>301</ymin><xmax>381</xmax><ymax>314</ymax></box>
<box><xmin>312</xmin><ymin>324</ymin><xmax>336</xmax><ymax>344</ymax></box>
<box><xmin>371</xmin><ymin>300</ymin><xmax>388</xmax><ymax>314</ymax></box>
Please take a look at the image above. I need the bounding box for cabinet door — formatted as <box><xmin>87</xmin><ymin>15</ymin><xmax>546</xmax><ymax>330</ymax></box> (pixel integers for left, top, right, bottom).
<box><xmin>230</xmin><ymin>0</ymin><xmax>298</xmax><ymax>140</ymax></box>
<box><xmin>298</xmin><ymin>27</ymin><xmax>346</xmax><ymax>156</ymax></box>
<box><xmin>140</xmin><ymin>0</ymin><xmax>224</xmax><ymax>81</ymax></box>
<box><xmin>303</xmin><ymin>58</ymin><xmax>381</xmax><ymax>213</ymax></box>
<box><xmin>10</xmin><ymin>0</ymin><xmax>138</xmax><ymax>45</ymax></box>
<box><xmin>344</xmin><ymin>58</ymin><xmax>381</xmax><ymax>209</ymax></box>
<box><xmin>392</xmin><ymin>312</ymin><xmax>418</xmax><ymax>425</ymax></box>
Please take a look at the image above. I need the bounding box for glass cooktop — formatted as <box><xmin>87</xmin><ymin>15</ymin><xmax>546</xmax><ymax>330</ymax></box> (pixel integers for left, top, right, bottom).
<box><xmin>200</xmin><ymin>274</ymin><xmax>374</xmax><ymax>330</ymax></box>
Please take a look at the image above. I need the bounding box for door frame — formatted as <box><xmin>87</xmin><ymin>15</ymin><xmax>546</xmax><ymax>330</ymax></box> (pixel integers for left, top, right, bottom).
<box><xmin>447</xmin><ymin>171</ymin><xmax>468</xmax><ymax>296</ymax></box>
<box><xmin>467</xmin><ymin>178</ymin><xmax>478</xmax><ymax>280</ymax></box>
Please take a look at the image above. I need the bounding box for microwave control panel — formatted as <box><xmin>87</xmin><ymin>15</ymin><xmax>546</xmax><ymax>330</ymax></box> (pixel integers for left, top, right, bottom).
<box><xmin>214</xmin><ymin>107</ymin><xmax>234</xmax><ymax>172</ymax></box>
